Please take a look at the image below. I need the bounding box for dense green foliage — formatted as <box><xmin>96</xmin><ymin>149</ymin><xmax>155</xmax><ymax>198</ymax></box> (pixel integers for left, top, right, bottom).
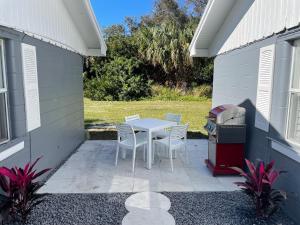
<box><xmin>150</xmin><ymin>84</ymin><xmax>211</xmax><ymax>101</ymax></box>
<box><xmin>84</xmin><ymin>0</ymin><xmax>212</xmax><ymax>101</ymax></box>
<box><xmin>84</xmin><ymin>57</ymin><xmax>151</xmax><ymax>101</ymax></box>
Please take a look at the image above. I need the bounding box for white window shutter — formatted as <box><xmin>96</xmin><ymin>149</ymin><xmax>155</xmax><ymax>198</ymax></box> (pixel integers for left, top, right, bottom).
<box><xmin>21</xmin><ymin>43</ymin><xmax>41</xmax><ymax>132</ymax></box>
<box><xmin>255</xmin><ymin>45</ymin><xmax>275</xmax><ymax>132</ymax></box>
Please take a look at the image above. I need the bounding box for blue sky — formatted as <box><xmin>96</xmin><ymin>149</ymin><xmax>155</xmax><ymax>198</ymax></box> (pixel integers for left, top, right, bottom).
<box><xmin>91</xmin><ymin>0</ymin><xmax>185</xmax><ymax>29</ymax></box>
<box><xmin>91</xmin><ymin>0</ymin><xmax>154</xmax><ymax>29</ymax></box>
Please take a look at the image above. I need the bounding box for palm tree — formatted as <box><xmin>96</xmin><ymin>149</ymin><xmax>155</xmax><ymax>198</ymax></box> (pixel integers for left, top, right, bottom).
<box><xmin>135</xmin><ymin>21</ymin><xmax>195</xmax><ymax>86</ymax></box>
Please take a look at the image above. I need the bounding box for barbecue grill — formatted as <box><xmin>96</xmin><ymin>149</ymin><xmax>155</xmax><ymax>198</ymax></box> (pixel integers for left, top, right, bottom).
<box><xmin>204</xmin><ymin>104</ymin><xmax>246</xmax><ymax>176</ymax></box>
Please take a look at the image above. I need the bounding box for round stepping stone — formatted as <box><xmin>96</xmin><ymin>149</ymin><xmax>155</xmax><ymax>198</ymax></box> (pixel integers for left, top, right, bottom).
<box><xmin>122</xmin><ymin>208</ymin><xmax>175</xmax><ymax>225</ymax></box>
<box><xmin>125</xmin><ymin>192</ymin><xmax>171</xmax><ymax>211</ymax></box>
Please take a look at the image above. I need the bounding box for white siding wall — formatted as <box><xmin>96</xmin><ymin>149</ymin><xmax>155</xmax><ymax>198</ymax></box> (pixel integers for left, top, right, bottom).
<box><xmin>0</xmin><ymin>0</ymin><xmax>87</xmax><ymax>55</ymax></box>
<box><xmin>210</xmin><ymin>0</ymin><xmax>300</xmax><ymax>56</ymax></box>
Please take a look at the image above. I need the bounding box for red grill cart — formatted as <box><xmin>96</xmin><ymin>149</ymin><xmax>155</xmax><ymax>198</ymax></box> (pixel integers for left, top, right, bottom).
<box><xmin>204</xmin><ymin>105</ymin><xmax>246</xmax><ymax>176</ymax></box>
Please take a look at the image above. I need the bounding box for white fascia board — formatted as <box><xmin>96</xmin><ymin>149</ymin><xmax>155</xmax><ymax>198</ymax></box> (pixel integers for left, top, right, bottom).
<box><xmin>189</xmin><ymin>0</ymin><xmax>214</xmax><ymax>57</ymax></box>
<box><xmin>87</xmin><ymin>48</ymin><xmax>106</xmax><ymax>57</ymax></box>
<box><xmin>189</xmin><ymin>0</ymin><xmax>236</xmax><ymax>57</ymax></box>
<box><xmin>190</xmin><ymin>48</ymin><xmax>209</xmax><ymax>57</ymax></box>
<box><xmin>84</xmin><ymin>0</ymin><xmax>107</xmax><ymax>56</ymax></box>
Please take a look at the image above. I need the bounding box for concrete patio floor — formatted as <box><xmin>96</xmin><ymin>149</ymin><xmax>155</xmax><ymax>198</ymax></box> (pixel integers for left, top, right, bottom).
<box><xmin>39</xmin><ymin>139</ymin><xmax>244</xmax><ymax>193</ymax></box>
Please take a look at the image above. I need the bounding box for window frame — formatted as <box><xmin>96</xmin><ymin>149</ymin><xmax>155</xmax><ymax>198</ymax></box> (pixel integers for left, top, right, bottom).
<box><xmin>286</xmin><ymin>40</ymin><xmax>300</xmax><ymax>148</ymax></box>
<box><xmin>0</xmin><ymin>39</ymin><xmax>10</xmax><ymax>145</ymax></box>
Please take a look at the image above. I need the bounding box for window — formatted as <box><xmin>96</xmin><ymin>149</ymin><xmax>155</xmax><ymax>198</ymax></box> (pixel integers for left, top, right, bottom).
<box><xmin>0</xmin><ymin>39</ymin><xmax>9</xmax><ymax>145</ymax></box>
<box><xmin>287</xmin><ymin>40</ymin><xmax>300</xmax><ymax>144</ymax></box>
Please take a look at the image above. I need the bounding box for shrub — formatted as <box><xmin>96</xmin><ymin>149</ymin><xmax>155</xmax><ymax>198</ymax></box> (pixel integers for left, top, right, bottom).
<box><xmin>150</xmin><ymin>84</ymin><xmax>212</xmax><ymax>101</ymax></box>
<box><xmin>232</xmin><ymin>159</ymin><xmax>287</xmax><ymax>218</ymax></box>
<box><xmin>190</xmin><ymin>85</ymin><xmax>212</xmax><ymax>98</ymax></box>
<box><xmin>0</xmin><ymin>157</ymin><xmax>51</xmax><ymax>223</ymax></box>
<box><xmin>84</xmin><ymin>57</ymin><xmax>152</xmax><ymax>101</ymax></box>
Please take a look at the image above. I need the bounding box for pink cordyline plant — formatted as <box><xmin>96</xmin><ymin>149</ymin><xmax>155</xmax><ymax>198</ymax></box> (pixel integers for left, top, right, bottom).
<box><xmin>232</xmin><ymin>159</ymin><xmax>287</xmax><ymax>218</ymax></box>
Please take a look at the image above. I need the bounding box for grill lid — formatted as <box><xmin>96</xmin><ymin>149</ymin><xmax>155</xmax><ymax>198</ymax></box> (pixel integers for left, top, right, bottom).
<box><xmin>209</xmin><ymin>104</ymin><xmax>246</xmax><ymax>125</ymax></box>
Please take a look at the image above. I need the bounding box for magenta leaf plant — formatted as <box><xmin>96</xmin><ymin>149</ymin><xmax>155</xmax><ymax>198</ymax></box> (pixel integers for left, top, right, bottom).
<box><xmin>232</xmin><ymin>159</ymin><xmax>287</xmax><ymax>218</ymax></box>
<box><xmin>0</xmin><ymin>157</ymin><xmax>51</xmax><ymax>223</ymax></box>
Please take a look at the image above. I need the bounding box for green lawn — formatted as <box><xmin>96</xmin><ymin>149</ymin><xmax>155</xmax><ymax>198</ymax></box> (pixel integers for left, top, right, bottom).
<box><xmin>84</xmin><ymin>98</ymin><xmax>211</xmax><ymax>134</ymax></box>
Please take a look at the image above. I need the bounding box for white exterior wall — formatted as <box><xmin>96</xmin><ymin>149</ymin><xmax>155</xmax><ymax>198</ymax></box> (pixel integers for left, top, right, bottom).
<box><xmin>210</xmin><ymin>0</ymin><xmax>300</xmax><ymax>56</ymax></box>
<box><xmin>0</xmin><ymin>0</ymin><xmax>87</xmax><ymax>55</ymax></box>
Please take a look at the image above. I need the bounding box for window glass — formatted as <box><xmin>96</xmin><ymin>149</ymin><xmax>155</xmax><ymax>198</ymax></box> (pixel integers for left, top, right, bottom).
<box><xmin>0</xmin><ymin>93</ymin><xmax>8</xmax><ymax>143</ymax></box>
<box><xmin>0</xmin><ymin>40</ymin><xmax>8</xmax><ymax>144</ymax></box>
<box><xmin>291</xmin><ymin>40</ymin><xmax>300</xmax><ymax>89</ymax></box>
<box><xmin>0</xmin><ymin>46</ymin><xmax>3</xmax><ymax>88</ymax></box>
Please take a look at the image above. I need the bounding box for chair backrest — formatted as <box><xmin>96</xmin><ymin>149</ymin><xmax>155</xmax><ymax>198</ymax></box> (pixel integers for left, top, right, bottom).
<box><xmin>169</xmin><ymin>124</ymin><xmax>189</xmax><ymax>140</ymax></box>
<box><xmin>116</xmin><ymin>123</ymin><xmax>135</xmax><ymax>146</ymax></box>
<box><xmin>125</xmin><ymin>114</ymin><xmax>140</xmax><ymax>122</ymax></box>
<box><xmin>165</xmin><ymin>113</ymin><xmax>182</xmax><ymax>124</ymax></box>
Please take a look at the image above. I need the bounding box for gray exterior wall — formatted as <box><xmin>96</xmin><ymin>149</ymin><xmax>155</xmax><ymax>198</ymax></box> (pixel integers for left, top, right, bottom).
<box><xmin>212</xmin><ymin>29</ymin><xmax>300</xmax><ymax>222</ymax></box>
<box><xmin>0</xmin><ymin>26</ymin><xmax>85</xmax><ymax>171</ymax></box>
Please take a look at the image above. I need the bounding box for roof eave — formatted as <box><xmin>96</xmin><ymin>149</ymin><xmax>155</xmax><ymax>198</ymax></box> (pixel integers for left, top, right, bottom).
<box><xmin>83</xmin><ymin>0</ymin><xmax>107</xmax><ymax>57</ymax></box>
<box><xmin>190</xmin><ymin>48</ymin><xmax>209</xmax><ymax>57</ymax></box>
<box><xmin>87</xmin><ymin>48</ymin><xmax>106</xmax><ymax>57</ymax></box>
<box><xmin>189</xmin><ymin>0</ymin><xmax>236</xmax><ymax>58</ymax></box>
<box><xmin>189</xmin><ymin>0</ymin><xmax>214</xmax><ymax>58</ymax></box>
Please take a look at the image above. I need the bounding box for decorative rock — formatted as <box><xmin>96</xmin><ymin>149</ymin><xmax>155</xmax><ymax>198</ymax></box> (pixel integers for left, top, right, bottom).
<box><xmin>122</xmin><ymin>208</ymin><xmax>175</xmax><ymax>225</ymax></box>
<box><xmin>125</xmin><ymin>192</ymin><xmax>171</xmax><ymax>211</ymax></box>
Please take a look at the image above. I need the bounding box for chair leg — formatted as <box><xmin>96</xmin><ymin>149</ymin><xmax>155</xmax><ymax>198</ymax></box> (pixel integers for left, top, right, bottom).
<box><xmin>132</xmin><ymin>147</ymin><xmax>136</xmax><ymax>173</ymax></box>
<box><xmin>169</xmin><ymin>147</ymin><xmax>174</xmax><ymax>172</ymax></box>
<box><xmin>152</xmin><ymin>144</ymin><xmax>155</xmax><ymax>163</ymax></box>
<box><xmin>115</xmin><ymin>144</ymin><xmax>119</xmax><ymax>166</ymax></box>
<box><xmin>185</xmin><ymin>144</ymin><xmax>189</xmax><ymax>164</ymax></box>
<box><xmin>121</xmin><ymin>148</ymin><xmax>127</xmax><ymax>159</ymax></box>
<box><xmin>154</xmin><ymin>142</ymin><xmax>159</xmax><ymax>161</ymax></box>
<box><xmin>143</xmin><ymin>144</ymin><xmax>146</xmax><ymax>162</ymax></box>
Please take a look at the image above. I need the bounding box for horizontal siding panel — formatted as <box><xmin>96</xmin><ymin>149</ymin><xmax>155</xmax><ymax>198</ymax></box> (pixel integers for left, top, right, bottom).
<box><xmin>211</xmin><ymin>0</ymin><xmax>300</xmax><ymax>55</ymax></box>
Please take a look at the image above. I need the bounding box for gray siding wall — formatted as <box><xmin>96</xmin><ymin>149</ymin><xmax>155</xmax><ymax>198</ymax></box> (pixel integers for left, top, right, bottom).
<box><xmin>0</xmin><ymin>26</ymin><xmax>85</xmax><ymax>171</ymax></box>
<box><xmin>212</xmin><ymin>30</ymin><xmax>300</xmax><ymax>222</ymax></box>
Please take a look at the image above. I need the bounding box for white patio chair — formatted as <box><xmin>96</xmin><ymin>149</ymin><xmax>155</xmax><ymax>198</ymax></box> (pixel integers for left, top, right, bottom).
<box><xmin>153</xmin><ymin>113</ymin><xmax>182</xmax><ymax>139</ymax></box>
<box><xmin>115</xmin><ymin>123</ymin><xmax>147</xmax><ymax>172</ymax></box>
<box><xmin>125</xmin><ymin>114</ymin><xmax>140</xmax><ymax>122</ymax></box>
<box><xmin>153</xmin><ymin>124</ymin><xmax>189</xmax><ymax>172</ymax></box>
<box><xmin>125</xmin><ymin>114</ymin><xmax>145</xmax><ymax>134</ymax></box>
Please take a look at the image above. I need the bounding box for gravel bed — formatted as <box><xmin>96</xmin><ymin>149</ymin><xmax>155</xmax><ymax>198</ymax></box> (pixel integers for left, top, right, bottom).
<box><xmin>8</xmin><ymin>192</ymin><xmax>295</xmax><ymax>225</ymax></box>
<box><xmin>163</xmin><ymin>192</ymin><xmax>296</xmax><ymax>225</ymax></box>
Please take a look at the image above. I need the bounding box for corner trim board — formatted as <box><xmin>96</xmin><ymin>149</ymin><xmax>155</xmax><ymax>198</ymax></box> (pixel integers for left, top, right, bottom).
<box><xmin>0</xmin><ymin>141</ymin><xmax>25</xmax><ymax>161</ymax></box>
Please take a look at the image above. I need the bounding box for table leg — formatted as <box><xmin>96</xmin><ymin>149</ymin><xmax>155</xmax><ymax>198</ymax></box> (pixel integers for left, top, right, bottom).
<box><xmin>147</xmin><ymin>130</ymin><xmax>152</xmax><ymax>169</ymax></box>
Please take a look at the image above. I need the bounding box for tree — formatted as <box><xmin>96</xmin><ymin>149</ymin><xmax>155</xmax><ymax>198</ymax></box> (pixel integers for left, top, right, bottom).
<box><xmin>84</xmin><ymin>57</ymin><xmax>151</xmax><ymax>101</ymax></box>
<box><xmin>135</xmin><ymin>21</ymin><xmax>192</xmax><ymax>85</ymax></box>
<box><xmin>141</xmin><ymin>0</ymin><xmax>188</xmax><ymax>27</ymax></box>
<box><xmin>85</xmin><ymin>24</ymin><xmax>138</xmax><ymax>79</ymax></box>
<box><xmin>84</xmin><ymin>0</ymin><xmax>213</xmax><ymax>100</ymax></box>
<box><xmin>103</xmin><ymin>25</ymin><xmax>125</xmax><ymax>39</ymax></box>
<box><xmin>185</xmin><ymin>0</ymin><xmax>208</xmax><ymax>17</ymax></box>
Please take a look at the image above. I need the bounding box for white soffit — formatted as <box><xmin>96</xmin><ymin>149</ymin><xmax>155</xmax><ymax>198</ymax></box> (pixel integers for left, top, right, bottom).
<box><xmin>63</xmin><ymin>0</ymin><xmax>107</xmax><ymax>56</ymax></box>
<box><xmin>0</xmin><ymin>0</ymin><xmax>106</xmax><ymax>56</ymax></box>
<box><xmin>190</xmin><ymin>0</ymin><xmax>300</xmax><ymax>58</ymax></box>
<box><xmin>189</xmin><ymin>0</ymin><xmax>236</xmax><ymax>57</ymax></box>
